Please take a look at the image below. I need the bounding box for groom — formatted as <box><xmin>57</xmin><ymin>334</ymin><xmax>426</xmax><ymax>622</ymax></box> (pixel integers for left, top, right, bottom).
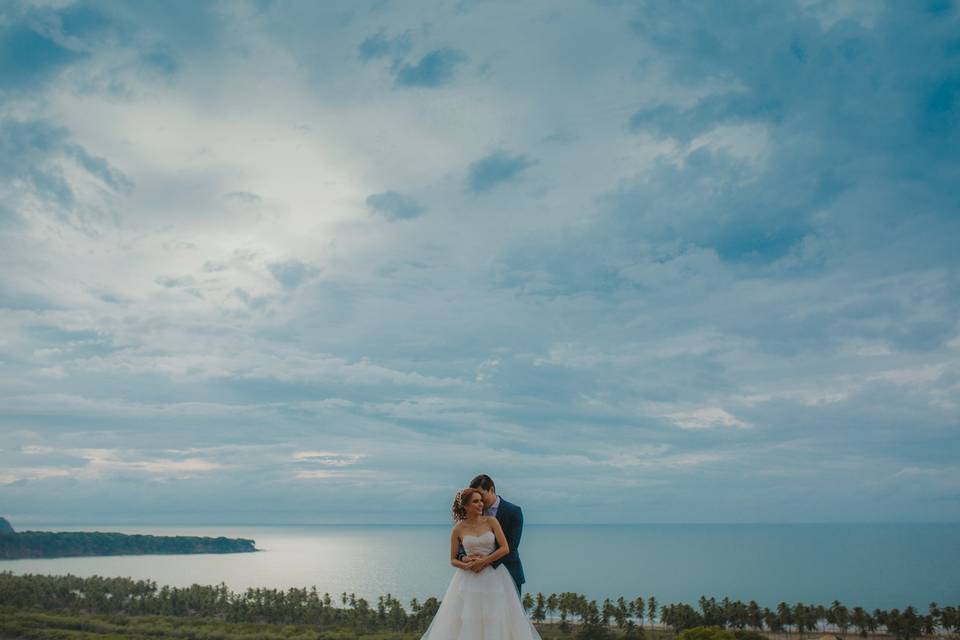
<box><xmin>460</xmin><ymin>473</ymin><xmax>525</xmax><ymax>594</ymax></box>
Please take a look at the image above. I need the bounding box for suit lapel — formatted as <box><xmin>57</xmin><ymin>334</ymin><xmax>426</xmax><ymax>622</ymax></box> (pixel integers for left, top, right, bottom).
<box><xmin>495</xmin><ymin>498</ymin><xmax>510</xmax><ymax>528</ymax></box>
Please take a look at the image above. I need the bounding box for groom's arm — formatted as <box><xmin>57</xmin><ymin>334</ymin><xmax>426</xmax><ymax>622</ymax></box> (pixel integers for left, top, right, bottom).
<box><xmin>495</xmin><ymin>504</ymin><xmax>522</xmax><ymax>566</ymax></box>
<box><xmin>505</xmin><ymin>504</ymin><xmax>523</xmax><ymax>558</ymax></box>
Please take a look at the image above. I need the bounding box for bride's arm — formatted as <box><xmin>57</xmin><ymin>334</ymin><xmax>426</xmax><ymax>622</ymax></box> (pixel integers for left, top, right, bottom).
<box><xmin>450</xmin><ymin>527</ymin><xmax>475</xmax><ymax>570</ymax></box>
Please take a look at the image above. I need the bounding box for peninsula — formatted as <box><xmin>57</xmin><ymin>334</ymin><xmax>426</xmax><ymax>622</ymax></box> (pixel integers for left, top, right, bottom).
<box><xmin>0</xmin><ymin>517</ymin><xmax>257</xmax><ymax>559</ymax></box>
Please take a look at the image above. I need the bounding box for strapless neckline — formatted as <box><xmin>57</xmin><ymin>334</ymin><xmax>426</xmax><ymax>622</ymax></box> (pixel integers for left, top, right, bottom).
<box><xmin>462</xmin><ymin>530</ymin><xmax>495</xmax><ymax>540</ymax></box>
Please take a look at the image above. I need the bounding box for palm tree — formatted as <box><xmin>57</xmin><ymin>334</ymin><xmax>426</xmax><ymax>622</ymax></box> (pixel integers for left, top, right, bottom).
<box><xmin>558</xmin><ymin>593</ymin><xmax>572</xmax><ymax>631</ymax></box>
<box><xmin>928</xmin><ymin>603</ymin><xmax>940</xmax><ymax>634</ymax></box>
<box><xmin>648</xmin><ymin>596</ymin><xmax>658</xmax><ymax>633</ymax></box>
<box><xmin>603</xmin><ymin>598</ymin><xmax>615</xmax><ymax>626</ymax></box>
<box><xmin>816</xmin><ymin>603</ymin><xmax>828</xmax><ymax>633</ymax></box>
<box><xmin>851</xmin><ymin>607</ymin><xmax>870</xmax><ymax>637</ymax></box>
<box><xmin>747</xmin><ymin>600</ymin><xmax>762</xmax><ymax>631</ymax></box>
<box><xmin>794</xmin><ymin>602</ymin><xmax>810</xmax><ymax>639</ymax></box>
<box><xmin>729</xmin><ymin>600</ymin><xmax>749</xmax><ymax>629</ymax></box>
<box><xmin>831</xmin><ymin>601</ymin><xmax>850</xmax><ymax>636</ymax></box>
<box><xmin>941</xmin><ymin>606</ymin><xmax>960</xmax><ymax>635</ymax></box>
<box><xmin>899</xmin><ymin>606</ymin><xmax>923</xmax><ymax>640</ymax></box>
<box><xmin>534</xmin><ymin>593</ymin><xmax>547</xmax><ymax>626</ymax></box>
<box><xmin>558</xmin><ymin>592</ymin><xmax>576</xmax><ymax>633</ymax></box>
<box><xmin>777</xmin><ymin>602</ymin><xmax>793</xmax><ymax>638</ymax></box>
<box><xmin>873</xmin><ymin>608</ymin><xmax>886</xmax><ymax>637</ymax></box>
<box><xmin>633</xmin><ymin>596</ymin><xmax>646</xmax><ymax>630</ymax></box>
<box><xmin>764</xmin><ymin>607</ymin><xmax>781</xmax><ymax>634</ymax></box>
<box><xmin>580</xmin><ymin>600</ymin><xmax>612</xmax><ymax>640</ymax></box>
<box><xmin>616</xmin><ymin>597</ymin><xmax>630</xmax><ymax>630</ymax></box>
<box><xmin>548</xmin><ymin>594</ymin><xmax>559</xmax><ymax>623</ymax></box>
<box><xmin>721</xmin><ymin>597</ymin><xmax>733</xmax><ymax>628</ymax></box>
<box><xmin>699</xmin><ymin>597</ymin><xmax>712</xmax><ymax>625</ymax></box>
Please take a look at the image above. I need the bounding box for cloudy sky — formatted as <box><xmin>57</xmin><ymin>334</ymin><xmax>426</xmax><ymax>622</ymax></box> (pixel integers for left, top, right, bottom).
<box><xmin>1</xmin><ymin>0</ymin><xmax>958</xmax><ymax>525</ymax></box>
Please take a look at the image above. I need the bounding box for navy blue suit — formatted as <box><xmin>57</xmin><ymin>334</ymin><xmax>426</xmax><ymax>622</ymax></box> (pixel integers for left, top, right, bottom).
<box><xmin>459</xmin><ymin>497</ymin><xmax>525</xmax><ymax>593</ymax></box>
<box><xmin>491</xmin><ymin>498</ymin><xmax>525</xmax><ymax>592</ymax></box>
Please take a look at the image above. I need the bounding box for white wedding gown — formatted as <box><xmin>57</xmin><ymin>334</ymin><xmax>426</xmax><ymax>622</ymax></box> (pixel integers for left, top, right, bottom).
<box><xmin>421</xmin><ymin>530</ymin><xmax>541</xmax><ymax>640</ymax></box>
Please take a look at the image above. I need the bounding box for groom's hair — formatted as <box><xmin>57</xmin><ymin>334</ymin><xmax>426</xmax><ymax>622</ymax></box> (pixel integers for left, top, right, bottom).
<box><xmin>469</xmin><ymin>474</ymin><xmax>495</xmax><ymax>492</ymax></box>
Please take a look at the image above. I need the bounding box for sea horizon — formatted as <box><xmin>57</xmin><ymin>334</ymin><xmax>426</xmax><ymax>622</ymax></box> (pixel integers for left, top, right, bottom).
<box><xmin>4</xmin><ymin>522</ymin><xmax>957</xmax><ymax>612</ymax></box>
<box><xmin>10</xmin><ymin>520</ymin><xmax>960</xmax><ymax>527</ymax></box>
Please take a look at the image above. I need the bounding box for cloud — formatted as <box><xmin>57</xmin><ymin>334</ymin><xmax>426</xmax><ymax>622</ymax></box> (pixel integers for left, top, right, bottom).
<box><xmin>0</xmin><ymin>447</ymin><xmax>224</xmax><ymax>484</ymax></box>
<box><xmin>0</xmin><ymin>0</ymin><xmax>957</xmax><ymax>525</ymax></box>
<box><xmin>0</xmin><ymin>117</ymin><xmax>131</xmax><ymax>232</ymax></box>
<box><xmin>56</xmin><ymin>4</ymin><xmax>111</xmax><ymax>38</ymax></box>
<box><xmin>155</xmin><ymin>275</ymin><xmax>196</xmax><ymax>288</ymax></box>
<box><xmin>82</xmin><ymin>452</ymin><xmax>224</xmax><ymax>479</ymax></box>
<box><xmin>65</xmin><ymin>144</ymin><xmax>134</xmax><ymax>192</ymax></box>
<box><xmin>293</xmin><ymin>451</ymin><xmax>366</xmax><ymax>467</ymax></box>
<box><xmin>224</xmin><ymin>191</ymin><xmax>262</xmax><ymax>205</ymax></box>
<box><xmin>394</xmin><ymin>48</ymin><xmax>467</xmax><ymax>88</ymax></box>
<box><xmin>630</xmin><ymin>91</ymin><xmax>782</xmax><ymax>144</ymax></box>
<box><xmin>0</xmin><ymin>118</ymin><xmax>73</xmax><ymax>206</ymax></box>
<box><xmin>267</xmin><ymin>259</ymin><xmax>319</xmax><ymax>289</ymax></box>
<box><xmin>0</xmin><ymin>394</ymin><xmax>264</xmax><ymax>419</ymax></box>
<box><xmin>661</xmin><ymin>407</ymin><xmax>752</xmax><ymax>430</ymax></box>
<box><xmin>467</xmin><ymin>150</ymin><xmax>537</xmax><ymax>193</ymax></box>
<box><xmin>139</xmin><ymin>49</ymin><xmax>179</xmax><ymax>76</ymax></box>
<box><xmin>0</xmin><ymin>24</ymin><xmax>82</xmax><ymax>91</ymax></box>
<box><xmin>366</xmin><ymin>190</ymin><xmax>425</xmax><ymax>221</ymax></box>
<box><xmin>358</xmin><ymin>30</ymin><xmax>412</xmax><ymax>61</ymax></box>
<box><xmin>294</xmin><ymin>470</ymin><xmax>354</xmax><ymax>480</ymax></box>
<box><xmin>0</xmin><ymin>467</ymin><xmax>72</xmax><ymax>485</ymax></box>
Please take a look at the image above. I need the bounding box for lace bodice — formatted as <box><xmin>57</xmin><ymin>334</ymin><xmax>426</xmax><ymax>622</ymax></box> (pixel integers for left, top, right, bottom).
<box><xmin>462</xmin><ymin>529</ymin><xmax>496</xmax><ymax>556</ymax></box>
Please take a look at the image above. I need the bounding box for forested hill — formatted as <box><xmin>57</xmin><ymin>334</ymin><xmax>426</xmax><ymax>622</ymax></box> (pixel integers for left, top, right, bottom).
<box><xmin>0</xmin><ymin>519</ymin><xmax>257</xmax><ymax>559</ymax></box>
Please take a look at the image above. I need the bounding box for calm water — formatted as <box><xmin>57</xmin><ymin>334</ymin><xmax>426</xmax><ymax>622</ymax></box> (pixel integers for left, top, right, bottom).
<box><xmin>3</xmin><ymin>524</ymin><xmax>958</xmax><ymax>610</ymax></box>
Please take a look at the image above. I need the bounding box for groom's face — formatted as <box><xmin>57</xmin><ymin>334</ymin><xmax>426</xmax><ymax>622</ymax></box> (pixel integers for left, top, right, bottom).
<box><xmin>479</xmin><ymin>487</ymin><xmax>496</xmax><ymax>509</ymax></box>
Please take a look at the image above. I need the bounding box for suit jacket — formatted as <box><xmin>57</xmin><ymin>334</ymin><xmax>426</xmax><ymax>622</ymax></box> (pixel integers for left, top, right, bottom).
<box><xmin>491</xmin><ymin>497</ymin><xmax>525</xmax><ymax>588</ymax></box>
<box><xmin>458</xmin><ymin>497</ymin><xmax>525</xmax><ymax>589</ymax></box>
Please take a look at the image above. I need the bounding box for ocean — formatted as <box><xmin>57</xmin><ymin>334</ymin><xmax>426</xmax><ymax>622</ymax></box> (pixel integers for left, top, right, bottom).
<box><xmin>2</xmin><ymin>523</ymin><xmax>957</xmax><ymax>611</ymax></box>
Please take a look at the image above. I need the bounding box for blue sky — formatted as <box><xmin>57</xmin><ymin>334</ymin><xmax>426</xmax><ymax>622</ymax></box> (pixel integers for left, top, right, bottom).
<box><xmin>0</xmin><ymin>0</ymin><xmax>958</xmax><ymax>525</ymax></box>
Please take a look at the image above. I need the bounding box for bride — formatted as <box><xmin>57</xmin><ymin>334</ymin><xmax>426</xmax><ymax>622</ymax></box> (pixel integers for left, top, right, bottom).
<box><xmin>420</xmin><ymin>487</ymin><xmax>542</xmax><ymax>640</ymax></box>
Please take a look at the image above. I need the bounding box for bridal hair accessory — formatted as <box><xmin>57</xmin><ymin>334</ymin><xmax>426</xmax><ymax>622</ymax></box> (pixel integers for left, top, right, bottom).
<box><xmin>452</xmin><ymin>487</ymin><xmax>479</xmax><ymax>522</ymax></box>
<box><xmin>452</xmin><ymin>489</ymin><xmax>466</xmax><ymax>522</ymax></box>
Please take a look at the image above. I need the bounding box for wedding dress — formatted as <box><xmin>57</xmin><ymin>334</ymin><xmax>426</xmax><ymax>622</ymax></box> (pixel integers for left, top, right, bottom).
<box><xmin>421</xmin><ymin>530</ymin><xmax>541</xmax><ymax>640</ymax></box>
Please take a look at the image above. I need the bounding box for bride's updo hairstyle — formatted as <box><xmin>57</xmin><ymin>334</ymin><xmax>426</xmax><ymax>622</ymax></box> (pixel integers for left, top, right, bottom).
<box><xmin>452</xmin><ymin>487</ymin><xmax>482</xmax><ymax>522</ymax></box>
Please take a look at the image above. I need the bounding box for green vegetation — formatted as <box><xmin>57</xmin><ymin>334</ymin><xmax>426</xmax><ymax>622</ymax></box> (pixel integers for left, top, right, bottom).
<box><xmin>0</xmin><ymin>573</ymin><xmax>438</xmax><ymax>636</ymax></box>
<box><xmin>0</xmin><ymin>573</ymin><xmax>958</xmax><ymax>640</ymax></box>
<box><xmin>0</xmin><ymin>517</ymin><xmax>15</xmax><ymax>535</ymax></box>
<box><xmin>0</xmin><ymin>608</ymin><xmax>421</xmax><ymax>640</ymax></box>
<box><xmin>0</xmin><ymin>524</ymin><xmax>257</xmax><ymax>559</ymax></box>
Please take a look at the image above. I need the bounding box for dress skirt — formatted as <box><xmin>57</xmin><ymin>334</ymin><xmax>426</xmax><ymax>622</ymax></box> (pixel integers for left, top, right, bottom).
<box><xmin>420</xmin><ymin>565</ymin><xmax>541</xmax><ymax>640</ymax></box>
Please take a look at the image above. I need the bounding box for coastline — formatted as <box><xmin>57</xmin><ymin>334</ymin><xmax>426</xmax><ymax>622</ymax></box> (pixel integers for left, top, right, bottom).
<box><xmin>0</xmin><ymin>523</ymin><xmax>258</xmax><ymax>560</ymax></box>
<box><xmin>1</xmin><ymin>523</ymin><xmax>956</xmax><ymax>612</ymax></box>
